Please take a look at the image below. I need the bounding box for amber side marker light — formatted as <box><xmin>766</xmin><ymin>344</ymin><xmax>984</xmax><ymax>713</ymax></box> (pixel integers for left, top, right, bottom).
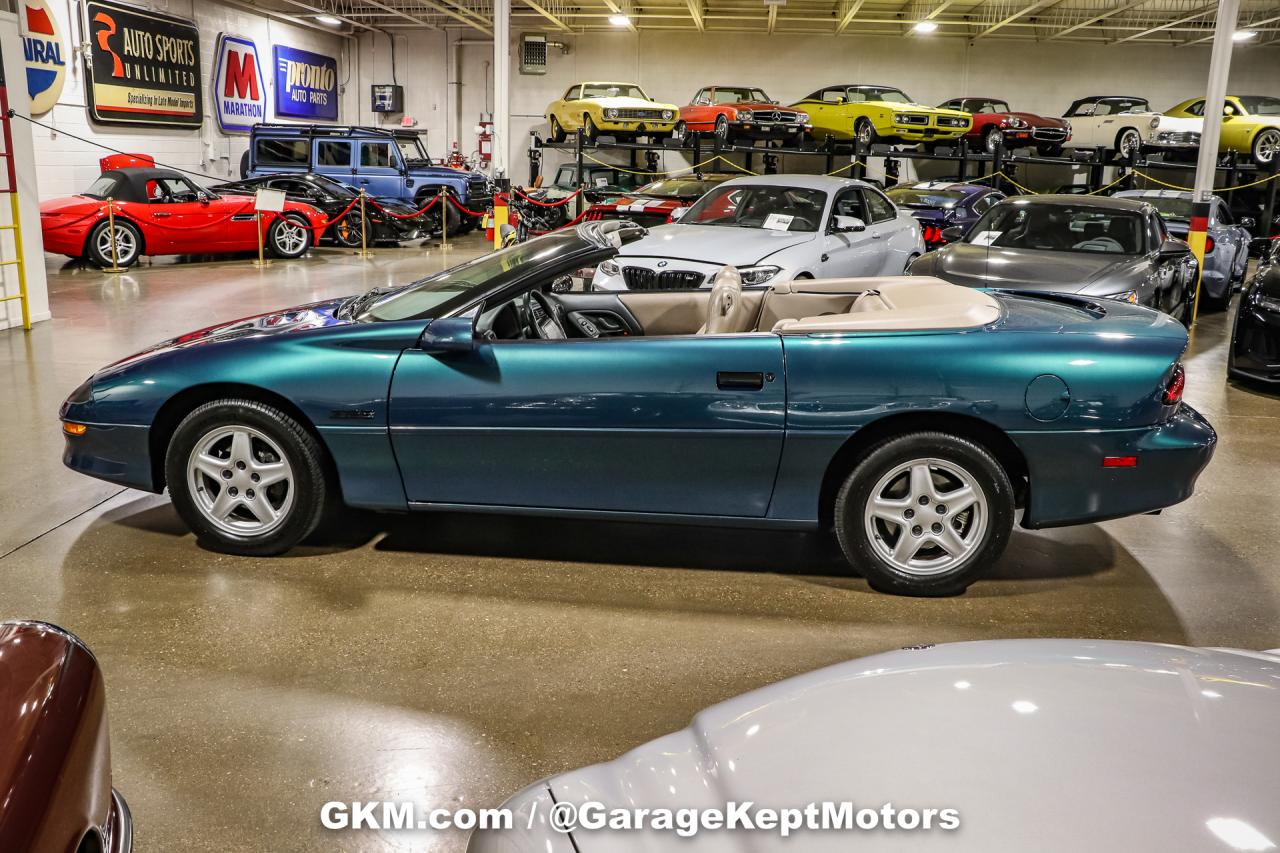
<box><xmin>1103</xmin><ymin>456</ymin><xmax>1138</xmax><ymax>468</ymax></box>
<box><xmin>62</xmin><ymin>422</ymin><xmax>88</xmax><ymax>436</ymax></box>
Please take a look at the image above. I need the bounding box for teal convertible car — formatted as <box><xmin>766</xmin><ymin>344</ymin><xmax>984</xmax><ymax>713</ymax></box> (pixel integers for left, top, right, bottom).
<box><xmin>61</xmin><ymin>222</ymin><xmax>1215</xmax><ymax>596</ymax></box>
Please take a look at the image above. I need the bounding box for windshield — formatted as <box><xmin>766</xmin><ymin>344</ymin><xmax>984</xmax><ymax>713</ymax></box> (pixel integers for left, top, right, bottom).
<box><xmin>850</xmin><ymin>87</ymin><xmax>912</xmax><ymax>104</ymax></box>
<box><xmin>967</xmin><ymin>203</ymin><xmax>1145</xmax><ymax>254</ymax></box>
<box><xmin>1139</xmin><ymin>196</ymin><xmax>1193</xmax><ymax>223</ymax></box>
<box><xmin>367</xmin><ymin>231</ymin><xmax>592</xmax><ymax>321</ymax></box>
<box><xmin>310</xmin><ymin>176</ymin><xmax>358</xmax><ymax>199</ymax></box>
<box><xmin>581</xmin><ymin>84</ymin><xmax>647</xmax><ymax>100</ymax></box>
<box><xmin>887</xmin><ymin>187</ymin><xmax>969</xmax><ymax>209</ymax></box>
<box><xmin>554</xmin><ymin>166</ymin><xmax>639</xmax><ymax>191</ymax></box>
<box><xmin>82</xmin><ymin>175</ymin><xmax>121</xmax><ymax>199</ymax></box>
<box><xmin>713</xmin><ymin>88</ymin><xmax>769</xmax><ymax>104</ymax></box>
<box><xmin>1238</xmin><ymin>96</ymin><xmax>1280</xmax><ymax>116</ymax></box>
<box><xmin>395</xmin><ymin>136</ymin><xmax>431</xmax><ymax>164</ymax></box>
<box><xmin>970</xmin><ymin>100</ymin><xmax>1011</xmax><ymax>114</ymax></box>
<box><xmin>636</xmin><ymin>178</ymin><xmax>724</xmax><ymax>199</ymax></box>
<box><xmin>683</xmin><ymin>185</ymin><xmax>826</xmax><ymax>232</ymax></box>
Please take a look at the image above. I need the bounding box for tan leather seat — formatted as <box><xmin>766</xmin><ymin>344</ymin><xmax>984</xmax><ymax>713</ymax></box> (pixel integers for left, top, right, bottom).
<box><xmin>699</xmin><ymin>266</ymin><xmax>756</xmax><ymax>334</ymax></box>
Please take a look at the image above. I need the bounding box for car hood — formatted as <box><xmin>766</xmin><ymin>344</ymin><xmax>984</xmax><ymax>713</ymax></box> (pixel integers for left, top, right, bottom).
<box><xmin>1007</xmin><ymin>111</ymin><xmax>1067</xmax><ymax>128</ymax></box>
<box><xmin>585</xmin><ymin>96</ymin><xmax>677</xmax><ymax>110</ymax></box>
<box><xmin>928</xmin><ymin>242</ymin><xmax>1139</xmax><ymax>293</ymax></box>
<box><xmin>618</xmin><ymin>223</ymin><xmax>814</xmax><ymax>265</ymax></box>
<box><xmin>729</xmin><ymin>101</ymin><xmax>804</xmax><ymax>113</ymax></box>
<box><xmin>527</xmin><ymin>640</ymin><xmax>1280</xmax><ymax>852</ymax></box>
<box><xmin>880</xmin><ymin>100</ymin><xmax>968</xmax><ymax>118</ymax></box>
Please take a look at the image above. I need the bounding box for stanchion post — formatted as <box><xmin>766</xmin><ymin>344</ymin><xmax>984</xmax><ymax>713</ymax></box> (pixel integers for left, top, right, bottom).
<box><xmin>103</xmin><ymin>198</ymin><xmax>126</xmax><ymax>273</ymax></box>
<box><xmin>357</xmin><ymin>189</ymin><xmax>371</xmax><ymax>258</ymax></box>
<box><xmin>1261</xmin><ymin>159</ymin><xmax>1278</xmax><ymax>239</ymax></box>
<box><xmin>439</xmin><ymin>188</ymin><xmax>451</xmax><ymax>252</ymax></box>
<box><xmin>250</xmin><ymin>210</ymin><xmax>269</xmax><ymax>267</ymax></box>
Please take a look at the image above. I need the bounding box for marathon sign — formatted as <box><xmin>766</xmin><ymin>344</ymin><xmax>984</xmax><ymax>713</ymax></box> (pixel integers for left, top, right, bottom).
<box><xmin>20</xmin><ymin>0</ymin><xmax>67</xmax><ymax>115</ymax></box>
<box><xmin>273</xmin><ymin>45</ymin><xmax>338</xmax><ymax>121</ymax></box>
<box><xmin>84</xmin><ymin>0</ymin><xmax>202</xmax><ymax>127</ymax></box>
<box><xmin>213</xmin><ymin>34</ymin><xmax>264</xmax><ymax>133</ymax></box>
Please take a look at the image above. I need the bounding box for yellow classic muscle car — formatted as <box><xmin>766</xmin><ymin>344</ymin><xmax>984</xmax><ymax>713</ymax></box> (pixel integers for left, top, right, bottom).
<box><xmin>1166</xmin><ymin>95</ymin><xmax>1280</xmax><ymax>164</ymax></box>
<box><xmin>792</xmin><ymin>84</ymin><xmax>972</xmax><ymax>148</ymax></box>
<box><xmin>546</xmin><ymin>82</ymin><xmax>680</xmax><ymax>142</ymax></box>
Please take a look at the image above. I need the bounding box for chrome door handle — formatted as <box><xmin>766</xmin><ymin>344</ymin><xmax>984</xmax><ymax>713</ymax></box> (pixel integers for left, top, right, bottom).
<box><xmin>152</xmin><ymin>212</ymin><xmax>171</xmax><ymax>217</ymax></box>
<box><xmin>871</xmin><ymin>232</ymin><xmax>883</xmax><ymax>239</ymax></box>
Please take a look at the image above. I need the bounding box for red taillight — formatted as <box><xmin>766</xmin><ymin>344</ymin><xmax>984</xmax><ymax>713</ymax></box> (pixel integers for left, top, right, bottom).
<box><xmin>1162</xmin><ymin>363</ymin><xmax>1186</xmax><ymax>406</ymax></box>
<box><xmin>1103</xmin><ymin>456</ymin><xmax>1138</xmax><ymax>468</ymax></box>
<box><xmin>921</xmin><ymin>224</ymin><xmax>944</xmax><ymax>245</ymax></box>
<box><xmin>1204</xmin><ymin>236</ymin><xmax>1215</xmax><ymax>254</ymax></box>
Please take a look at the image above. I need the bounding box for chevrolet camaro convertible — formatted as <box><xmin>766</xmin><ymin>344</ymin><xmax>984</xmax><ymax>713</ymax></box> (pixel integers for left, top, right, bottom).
<box><xmin>61</xmin><ymin>222</ymin><xmax>1215</xmax><ymax>595</ymax></box>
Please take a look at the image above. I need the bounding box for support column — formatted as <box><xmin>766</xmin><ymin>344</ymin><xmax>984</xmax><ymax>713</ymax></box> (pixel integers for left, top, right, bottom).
<box><xmin>1188</xmin><ymin>0</ymin><xmax>1240</xmax><ymax>324</ymax></box>
<box><xmin>492</xmin><ymin>0</ymin><xmax>511</xmax><ymax>180</ymax></box>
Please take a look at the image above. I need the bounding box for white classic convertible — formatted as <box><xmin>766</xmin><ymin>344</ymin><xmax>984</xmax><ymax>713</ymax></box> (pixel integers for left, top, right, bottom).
<box><xmin>591</xmin><ymin>175</ymin><xmax>924</xmax><ymax>291</ymax></box>
<box><xmin>1062</xmin><ymin>95</ymin><xmax>1201</xmax><ymax>159</ymax></box>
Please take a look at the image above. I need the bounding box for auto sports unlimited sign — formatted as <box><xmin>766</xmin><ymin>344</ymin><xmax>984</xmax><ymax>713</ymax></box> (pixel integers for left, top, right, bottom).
<box><xmin>84</xmin><ymin>0</ymin><xmax>202</xmax><ymax>127</ymax></box>
<box><xmin>213</xmin><ymin>34</ymin><xmax>264</xmax><ymax>133</ymax></box>
<box><xmin>20</xmin><ymin>0</ymin><xmax>67</xmax><ymax>115</ymax></box>
<box><xmin>273</xmin><ymin>45</ymin><xmax>338</xmax><ymax>121</ymax></box>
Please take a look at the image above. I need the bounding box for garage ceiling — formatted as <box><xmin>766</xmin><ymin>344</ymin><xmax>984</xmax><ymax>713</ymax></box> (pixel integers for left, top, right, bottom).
<box><xmin>244</xmin><ymin>0</ymin><xmax>1280</xmax><ymax>44</ymax></box>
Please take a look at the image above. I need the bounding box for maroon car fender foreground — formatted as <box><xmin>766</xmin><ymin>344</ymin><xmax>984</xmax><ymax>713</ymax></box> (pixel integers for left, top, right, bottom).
<box><xmin>0</xmin><ymin>621</ymin><xmax>131</xmax><ymax>853</ymax></box>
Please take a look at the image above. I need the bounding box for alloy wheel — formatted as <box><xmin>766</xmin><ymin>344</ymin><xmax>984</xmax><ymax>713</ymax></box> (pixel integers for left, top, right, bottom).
<box><xmin>985</xmin><ymin>128</ymin><xmax>1004</xmax><ymax>154</ymax></box>
<box><xmin>1118</xmin><ymin>129</ymin><xmax>1141</xmax><ymax>158</ymax></box>
<box><xmin>273</xmin><ymin>218</ymin><xmax>308</xmax><ymax>255</ymax></box>
<box><xmin>96</xmin><ymin>225</ymin><xmax>136</xmax><ymax>264</ymax></box>
<box><xmin>1254</xmin><ymin>129</ymin><xmax>1280</xmax><ymax>164</ymax></box>
<box><xmin>862</xmin><ymin>457</ymin><xmax>988</xmax><ymax>576</ymax></box>
<box><xmin>186</xmin><ymin>425</ymin><xmax>295</xmax><ymax>537</ymax></box>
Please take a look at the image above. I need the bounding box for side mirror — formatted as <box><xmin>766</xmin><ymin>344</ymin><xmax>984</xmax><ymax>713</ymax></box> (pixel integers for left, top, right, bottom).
<box><xmin>196</xmin><ymin>191</ymin><xmax>210</xmax><ymax>204</ymax></box>
<box><xmin>420</xmin><ymin>316</ymin><xmax>476</xmax><ymax>352</ymax></box>
<box><xmin>1158</xmin><ymin>238</ymin><xmax>1192</xmax><ymax>259</ymax></box>
<box><xmin>941</xmin><ymin>225</ymin><xmax>967</xmax><ymax>243</ymax></box>
<box><xmin>549</xmin><ymin>275</ymin><xmax>573</xmax><ymax>294</ymax></box>
<box><xmin>668</xmin><ymin>206</ymin><xmax>689</xmax><ymax>222</ymax></box>
<box><xmin>831</xmin><ymin>215</ymin><xmax>866</xmax><ymax>233</ymax></box>
<box><xmin>1240</xmin><ymin>216</ymin><xmax>1257</xmax><ymax>229</ymax></box>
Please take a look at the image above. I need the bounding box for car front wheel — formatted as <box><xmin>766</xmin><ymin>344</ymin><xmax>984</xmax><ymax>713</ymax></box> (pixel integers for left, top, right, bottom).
<box><xmin>1252</xmin><ymin>128</ymin><xmax>1280</xmax><ymax>165</ymax></box>
<box><xmin>165</xmin><ymin>399</ymin><xmax>331</xmax><ymax>556</ymax></box>
<box><xmin>833</xmin><ymin>431</ymin><xmax>1014</xmax><ymax>596</ymax></box>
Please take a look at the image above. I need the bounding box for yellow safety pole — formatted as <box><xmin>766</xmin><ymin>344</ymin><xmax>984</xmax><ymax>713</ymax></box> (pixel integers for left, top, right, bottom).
<box><xmin>492</xmin><ymin>190</ymin><xmax>509</xmax><ymax>250</ymax></box>
<box><xmin>5</xmin><ymin>192</ymin><xmax>30</xmax><ymax>329</ymax></box>
<box><xmin>103</xmin><ymin>198</ymin><xmax>125</xmax><ymax>274</ymax></box>
<box><xmin>357</xmin><ymin>189</ymin><xmax>371</xmax><ymax>258</ymax></box>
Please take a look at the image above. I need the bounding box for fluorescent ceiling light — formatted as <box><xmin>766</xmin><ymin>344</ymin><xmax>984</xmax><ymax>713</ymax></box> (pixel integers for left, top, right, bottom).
<box><xmin>316</xmin><ymin>14</ymin><xmax>343</xmax><ymax>26</ymax></box>
<box><xmin>608</xmin><ymin>13</ymin><xmax>630</xmax><ymax>25</ymax></box>
<box><xmin>1232</xmin><ymin>29</ymin><xmax>1258</xmax><ymax>40</ymax></box>
<box><xmin>913</xmin><ymin>20</ymin><xmax>939</xmax><ymax>33</ymax></box>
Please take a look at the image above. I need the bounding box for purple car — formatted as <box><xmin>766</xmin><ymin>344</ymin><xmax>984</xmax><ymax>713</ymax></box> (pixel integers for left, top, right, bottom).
<box><xmin>886</xmin><ymin>181</ymin><xmax>1005</xmax><ymax>249</ymax></box>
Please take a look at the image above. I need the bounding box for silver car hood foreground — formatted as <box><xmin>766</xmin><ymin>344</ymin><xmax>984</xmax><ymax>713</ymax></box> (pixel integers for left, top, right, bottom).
<box><xmin>474</xmin><ymin>640</ymin><xmax>1280</xmax><ymax>852</ymax></box>
<box><xmin>617</xmin><ymin>223</ymin><xmax>815</xmax><ymax>266</ymax></box>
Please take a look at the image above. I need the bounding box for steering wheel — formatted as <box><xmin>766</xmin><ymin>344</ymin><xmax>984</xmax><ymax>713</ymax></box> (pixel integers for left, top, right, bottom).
<box><xmin>789</xmin><ymin>215</ymin><xmax>818</xmax><ymax>231</ymax></box>
<box><xmin>522</xmin><ymin>289</ymin><xmax>567</xmax><ymax>339</ymax></box>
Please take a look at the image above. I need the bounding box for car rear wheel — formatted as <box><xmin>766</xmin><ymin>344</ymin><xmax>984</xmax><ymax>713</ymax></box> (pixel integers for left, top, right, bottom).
<box><xmin>1252</xmin><ymin>128</ymin><xmax>1280</xmax><ymax>165</ymax></box>
<box><xmin>266</xmin><ymin>213</ymin><xmax>311</xmax><ymax>258</ymax></box>
<box><xmin>549</xmin><ymin>116</ymin><xmax>566</xmax><ymax>143</ymax></box>
<box><xmin>833</xmin><ymin>432</ymin><xmax>1014</xmax><ymax>596</ymax></box>
<box><xmin>330</xmin><ymin>210</ymin><xmax>365</xmax><ymax>247</ymax></box>
<box><xmin>86</xmin><ymin>218</ymin><xmax>141</xmax><ymax>268</ymax></box>
<box><xmin>165</xmin><ymin>399</ymin><xmax>330</xmax><ymax>556</ymax></box>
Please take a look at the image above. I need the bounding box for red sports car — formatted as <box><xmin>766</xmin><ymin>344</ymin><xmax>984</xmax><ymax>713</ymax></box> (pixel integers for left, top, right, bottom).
<box><xmin>938</xmin><ymin>97</ymin><xmax>1072</xmax><ymax>156</ymax></box>
<box><xmin>581</xmin><ymin>173</ymin><xmax>737</xmax><ymax>228</ymax></box>
<box><xmin>675</xmin><ymin>86</ymin><xmax>811</xmax><ymax>146</ymax></box>
<box><xmin>40</xmin><ymin>167</ymin><xmax>325</xmax><ymax>269</ymax></box>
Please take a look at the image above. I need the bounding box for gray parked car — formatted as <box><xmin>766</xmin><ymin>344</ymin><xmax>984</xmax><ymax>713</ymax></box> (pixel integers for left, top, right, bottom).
<box><xmin>909</xmin><ymin>195</ymin><xmax>1196</xmax><ymax>322</ymax></box>
<box><xmin>1114</xmin><ymin>189</ymin><xmax>1254</xmax><ymax>310</ymax></box>
<box><xmin>469</xmin><ymin>639</ymin><xmax>1280</xmax><ymax>852</ymax></box>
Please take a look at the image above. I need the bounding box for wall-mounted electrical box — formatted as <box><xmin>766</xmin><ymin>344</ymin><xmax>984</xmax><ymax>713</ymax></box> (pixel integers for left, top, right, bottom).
<box><xmin>520</xmin><ymin>34</ymin><xmax>547</xmax><ymax>75</ymax></box>
<box><xmin>371</xmin><ymin>84</ymin><xmax>404</xmax><ymax>113</ymax></box>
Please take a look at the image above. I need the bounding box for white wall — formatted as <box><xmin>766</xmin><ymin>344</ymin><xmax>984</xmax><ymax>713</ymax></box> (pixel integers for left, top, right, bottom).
<box><xmin>30</xmin><ymin>0</ymin><xmax>356</xmax><ymax>200</ymax></box>
<box><xmin>359</xmin><ymin>28</ymin><xmax>1280</xmax><ymax>181</ymax></box>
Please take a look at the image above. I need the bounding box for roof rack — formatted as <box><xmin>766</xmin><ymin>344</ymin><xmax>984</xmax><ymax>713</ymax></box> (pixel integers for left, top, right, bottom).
<box><xmin>250</xmin><ymin>123</ymin><xmax>424</xmax><ymax>139</ymax></box>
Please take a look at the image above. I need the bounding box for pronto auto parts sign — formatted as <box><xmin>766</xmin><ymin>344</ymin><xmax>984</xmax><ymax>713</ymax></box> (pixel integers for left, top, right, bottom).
<box><xmin>273</xmin><ymin>45</ymin><xmax>338</xmax><ymax>121</ymax></box>
<box><xmin>213</xmin><ymin>33</ymin><xmax>264</xmax><ymax>133</ymax></box>
<box><xmin>20</xmin><ymin>0</ymin><xmax>66</xmax><ymax>115</ymax></box>
<box><xmin>84</xmin><ymin>0</ymin><xmax>202</xmax><ymax>127</ymax></box>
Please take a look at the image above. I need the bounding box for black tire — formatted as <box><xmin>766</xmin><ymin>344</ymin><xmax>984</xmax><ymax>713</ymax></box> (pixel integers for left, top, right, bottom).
<box><xmin>833</xmin><ymin>431</ymin><xmax>1014</xmax><ymax>596</ymax></box>
<box><xmin>673</xmin><ymin>121</ymin><xmax>690</xmax><ymax>147</ymax></box>
<box><xmin>549</xmin><ymin>116</ymin><xmax>566</xmax><ymax>143</ymax></box>
<box><xmin>266</xmin><ymin>213</ymin><xmax>312</xmax><ymax>259</ymax></box>
<box><xmin>583</xmin><ymin>114</ymin><xmax>599</xmax><ymax>142</ymax></box>
<box><xmin>329</xmin><ymin>210</ymin><xmax>365</xmax><ymax>247</ymax></box>
<box><xmin>855</xmin><ymin>118</ymin><xmax>878</xmax><ymax>147</ymax></box>
<box><xmin>1252</xmin><ymin>128</ymin><xmax>1280</xmax><ymax>165</ymax></box>
<box><xmin>165</xmin><ymin>399</ymin><xmax>331</xmax><ymax>556</ymax></box>
<box><xmin>714</xmin><ymin>115</ymin><xmax>730</xmax><ymax>142</ymax></box>
<box><xmin>983</xmin><ymin>126</ymin><xmax>1004</xmax><ymax>155</ymax></box>
<box><xmin>1037</xmin><ymin>143</ymin><xmax>1063</xmax><ymax>157</ymax></box>
<box><xmin>1112</xmin><ymin>127</ymin><xmax>1142</xmax><ymax>162</ymax></box>
<box><xmin>85</xmin><ymin>218</ymin><xmax>142</xmax><ymax>268</ymax></box>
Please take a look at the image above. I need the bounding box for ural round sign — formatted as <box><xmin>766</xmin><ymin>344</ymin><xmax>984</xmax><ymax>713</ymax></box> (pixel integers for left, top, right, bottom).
<box><xmin>20</xmin><ymin>0</ymin><xmax>67</xmax><ymax>115</ymax></box>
